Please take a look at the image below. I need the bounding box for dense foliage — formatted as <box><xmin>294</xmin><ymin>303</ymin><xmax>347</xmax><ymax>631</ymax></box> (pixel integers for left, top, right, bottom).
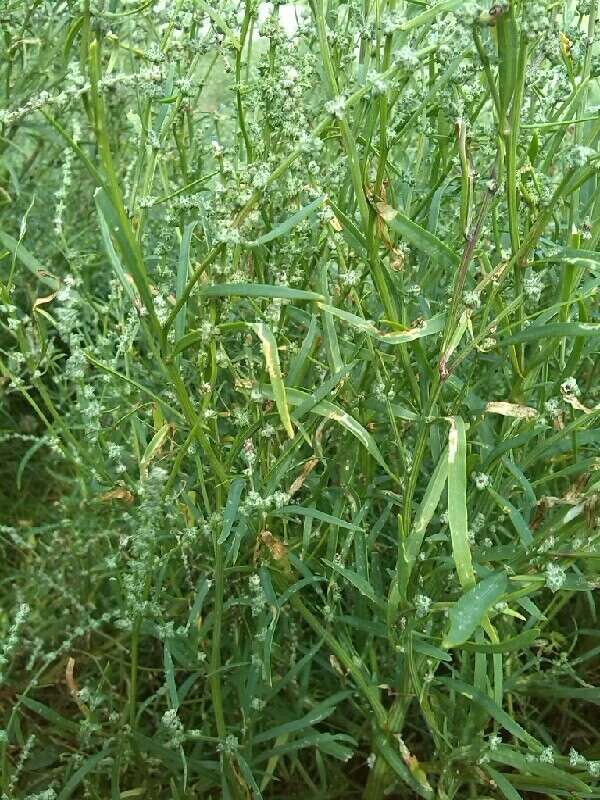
<box><xmin>1</xmin><ymin>0</ymin><xmax>600</xmax><ymax>797</ymax></box>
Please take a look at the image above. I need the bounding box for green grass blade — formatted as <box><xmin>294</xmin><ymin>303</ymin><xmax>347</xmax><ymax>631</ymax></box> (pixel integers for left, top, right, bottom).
<box><xmin>377</xmin><ymin>202</ymin><xmax>459</xmax><ymax>266</ymax></box>
<box><xmin>200</xmin><ymin>283</ymin><xmax>323</xmax><ymax>302</ymax></box>
<box><xmin>175</xmin><ymin>222</ymin><xmax>197</xmax><ymax>347</ymax></box>
<box><xmin>218</xmin><ymin>477</ymin><xmax>245</xmax><ymax>545</ymax></box>
<box><xmin>247</xmin><ymin>195</ymin><xmax>326</xmax><ymax>247</ymax></box>
<box><xmin>447</xmin><ymin>417</ymin><xmax>475</xmax><ymax>589</ymax></box>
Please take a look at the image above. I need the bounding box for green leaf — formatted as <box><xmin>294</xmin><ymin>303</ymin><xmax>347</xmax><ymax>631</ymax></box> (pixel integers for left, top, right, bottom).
<box><xmin>377</xmin><ymin>202</ymin><xmax>459</xmax><ymax>266</ymax></box>
<box><xmin>94</xmin><ymin>187</ymin><xmax>157</xmax><ymax>327</ymax></box>
<box><xmin>18</xmin><ymin>696</ymin><xmax>80</xmax><ymax>735</ymax></box>
<box><xmin>250</xmin><ymin>323</ymin><xmax>295</xmax><ymax>439</ymax></box>
<box><xmin>199</xmin><ymin>283</ymin><xmax>323</xmax><ymax>302</ymax></box>
<box><xmin>276</xmin><ymin>505</ymin><xmax>363</xmax><ymax>531</ymax></box>
<box><xmin>406</xmin><ymin>449</ymin><xmax>448</xmax><ymax>567</ymax></box>
<box><xmin>95</xmin><ymin>198</ymin><xmax>138</xmax><ymax>306</ymax></box>
<box><xmin>57</xmin><ymin>748</ymin><xmax>111</xmax><ymax>799</ymax></box>
<box><xmin>175</xmin><ymin>222</ymin><xmax>197</xmax><ymax>347</ymax></box>
<box><xmin>327</xmin><ymin>199</ymin><xmax>368</xmax><ymax>254</ymax></box>
<box><xmin>254</xmin><ymin>732</ymin><xmax>356</xmax><ymax>763</ymax></box>
<box><xmin>140</xmin><ymin>423</ymin><xmax>170</xmax><ymax>480</ymax></box>
<box><xmin>288</xmin><ymin>314</ymin><xmax>319</xmax><ymax>386</ymax></box>
<box><xmin>447</xmin><ymin>417</ymin><xmax>475</xmax><ymax>589</ymax></box>
<box><xmin>247</xmin><ymin>195</ymin><xmax>326</xmax><ymax>247</ymax></box>
<box><xmin>317</xmin><ymin>302</ymin><xmax>447</xmax><ymax>345</ymax></box>
<box><xmin>322</xmin><ymin>559</ymin><xmax>384</xmax><ymax>607</ymax></box>
<box><xmin>411</xmin><ymin>635</ymin><xmax>452</xmax><ymax>663</ymax></box>
<box><xmin>398</xmin><ymin>0</ymin><xmax>466</xmax><ymax>31</ymax></box>
<box><xmin>187</xmin><ymin>576</ymin><xmax>211</xmax><ymax>629</ymax></box>
<box><xmin>375</xmin><ymin>737</ymin><xmax>434</xmax><ymax>800</ymax></box>
<box><xmin>490</xmin><ymin>746</ymin><xmax>592</xmax><ymax>794</ymax></box>
<box><xmin>460</xmin><ymin>628</ymin><xmax>540</xmax><ymax>653</ymax></box>
<box><xmin>250</xmin><ymin>691</ymin><xmax>351</xmax><ymax>744</ymax></box>
<box><xmin>257</xmin><ymin>384</ymin><xmax>390</xmax><ymax>472</ymax></box>
<box><xmin>437</xmin><ymin>677</ymin><xmax>542</xmax><ymax>751</ymax></box>
<box><xmin>378</xmin><ymin>313</ymin><xmax>447</xmax><ymax>345</ymax></box>
<box><xmin>486</xmin><ymin>486</ymin><xmax>534</xmax><ymax>547</ymax></box>
<box><xmin>164</xmin><ymin>640</ymin><xmax>179</xmax><ymax>711</ymax></box>
<box><xmin>483</xmin><ymin>766</ymin><xmax>524</xmax><ymax>800</ymax></box>
<box><xmin>236</xmin><ymin>753</ymin><xmax>264</xmax><ymax>799</ymax></box>
<box><xmin>0</xmin><ymin>229</ymin><xmax>59</xmax><ymax>289</ymax></box>
<box><xmin>218</xmin><ymin>477</ymin><xmax>245</xmax><ymax>545</ymax></box>
<box><xmin>443</xmin><ymin>572</ymin><xmax>508</xmax><ymax>648</ymax></box>
<box><xmin>317</xmin><ymin>303</ymin><xmax>379</xmax><ymax>335</ymax></box>
<box><xmin>500</xmin><ymin>321</ymin><xmax>600</xmax><ymax>345</ymax></box>
<box><xmin>291</xmin><ymin>363</ymin><xmax>354</xmax><ymax>421</ymax></box>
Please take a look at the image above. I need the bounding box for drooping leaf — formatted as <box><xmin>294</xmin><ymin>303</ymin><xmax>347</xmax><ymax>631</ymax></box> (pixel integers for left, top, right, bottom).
<box><xmin>257</xmin><ymin>384</ymin><xmax>390</xmax><ymax>472</ymax></box>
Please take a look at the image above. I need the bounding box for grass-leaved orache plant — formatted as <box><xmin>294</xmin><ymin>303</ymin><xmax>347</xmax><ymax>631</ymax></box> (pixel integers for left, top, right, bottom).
<box><xmin>1</xmin><ymin>0</ymin><xmax>600</xmax><ymax>797</ymax></box>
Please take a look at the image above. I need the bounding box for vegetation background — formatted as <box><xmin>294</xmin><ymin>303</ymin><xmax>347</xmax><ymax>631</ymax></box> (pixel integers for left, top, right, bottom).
<box><xmin>1</xmin><ymin>0</ymin><xmax>600</xmax><ymax>797</ymax></box>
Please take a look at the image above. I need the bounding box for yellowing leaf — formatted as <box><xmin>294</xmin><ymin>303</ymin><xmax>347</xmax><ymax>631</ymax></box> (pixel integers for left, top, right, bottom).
<box><xmin>485</xmin><ymin>401</ymin><xmax>538</xmax><ymax>420</ymax></box>
<box><xmin>250</xmin><ymin>323</ymin><xmax>295</xmax><ymax>439</ymax></box>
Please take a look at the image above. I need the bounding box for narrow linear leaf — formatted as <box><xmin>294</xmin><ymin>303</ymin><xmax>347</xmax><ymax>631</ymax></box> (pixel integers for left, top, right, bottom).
<box><xmin>490</xmin><ymin>746</ymin><xmax>592</xmax><ymax>794</ymax></box>
<box><xmin>18</xmin><ymin>696</ymin><xmax>80</xmax><ymax>735</ymax></box>
<box><xmin>0</xmin><ymin>230</ymin><xmax>59</xmax><ymax>289</ymax></box>
<box><xmin>483</xmin><ymin>766</ymin><xmax>524</xmax><ymax>800</ymax></box>
<box><xmin>486</xmin><ymin>486</ymin><xmax>534</xmax><ymax>547</ymax></box>
<box><xmin>258</xmin><ymin>384</ymin><xmax>390</xmax><ymax>471</ymax></box>
<box><xmin>200</xmin><ymin>283</ymin><xmax>323</xmax><ymax>302</ymax></box>
<box><xmin>377</xmin><ymin>202</ymin><xmax>459</xmax><ymax>266</ymax></box>
<box><xmin>437</xmin><ymin>677</ymin><xmax>542</xmax><ymax>751</ymax></box>
<box><xmin>322</xmin><ymin>559</ymin><xmax>384</xmax><ymax>607</ymax></box>
<box><xmin>292</xmin><ymin>363</ymin><xmax>354</xmax><ymax>422</ymax></box>
<box><xmin>57</xmin><ymin>748</ymin><xmax>112</xmax><ymax>800</ymax></box>
<box><xmin>447</xmin><ymin>417</ymin><xmax>475</xmax><ymax>589</ymax></box>
<box><xmin>406</xmin><ymin>449</ymin><xmax>448</xmax><ymax>567</ymax></box>
<box><xmin>175</xmin><ymin>221</ymin><xmax>197</xmax><ymax>346</ymax></box>
<box><xmin>95</xmin><ymin>187</ymin><xmax>156</xmax><ymax>323</ymax></box>
<box><xmin>500</xmin><ymin>321</ymin><xmax>600</xmax><ymax>345</ymax></box>
<box><xmin>411</xmin><ymin>635</ymin><xmax>452</xmax><ymax>663</ymax></box>
<box><xmin>399</xmin><ymin>0</ymin><xmax>466</xmax><ymax>31</ymax></box>
<box><xmin>250</xmin><ymin>691</ymin><xmax>351</xmax><ymax>744</ymax></box>
<box><xmin>140</xmin><ymin>423</ymin><xmax>170</xmax><ymax>480</ymax></box>
<box><xmin>236</xmin><ymin>754</ymin><xmax>264</xmax><ymax>800</ymax></box>
<box><xmin>218</xmin><ymin>477</ymin><xmax>245</xmax><ymax>545</ymax></box>
<box><xmin>288</xmin><ymin>314</ymin><xmax>319</xmax><ymax>386</ymax></box>
<box><xmin>460</xmin><ymin>628</ymin><xmax>540</xmax><ymax>653</ymax></box>
<box><xmin>378</xmin><ymin>313</ymin><xmax>447</xmax><ymax>345</ymax></box>
<box><xmin>317</xmin><ymin>303</ymin><xmax>379</xmax><ymax>335</ymax></box>
<box><xmin>164</xmin><ymin>640</ymin><xmax>179</xmax><ymax>711</ymax></box>
<box><xmin>247</xmin><ymin>195</ymin><xmax>326</xmax><ymax>247</ymax></box>
<box><xmin>250</xmin><ymin>323</ymin><xmax>295</xmax><ymax>439</ymax></box>
<box><xmin>376</xmin><ymin>737</ymin><xmax>434</xmax><ymax>800</ymax></box>
<box><xmin>277</xmin><ymin>505</ymin><xmax>363</xmax><ymax>531</ymax></box>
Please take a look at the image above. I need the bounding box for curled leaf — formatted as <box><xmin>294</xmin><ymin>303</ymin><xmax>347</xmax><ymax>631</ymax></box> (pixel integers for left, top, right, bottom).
<box><xmin>100</xmin><ymin>487</ymin><xmax>134</xmax><ymax>504</ymax></box>
<box><xmin>33</xmin><ymin>290</ymin><xmax>58</xmax><ymax>311</ymax></box>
